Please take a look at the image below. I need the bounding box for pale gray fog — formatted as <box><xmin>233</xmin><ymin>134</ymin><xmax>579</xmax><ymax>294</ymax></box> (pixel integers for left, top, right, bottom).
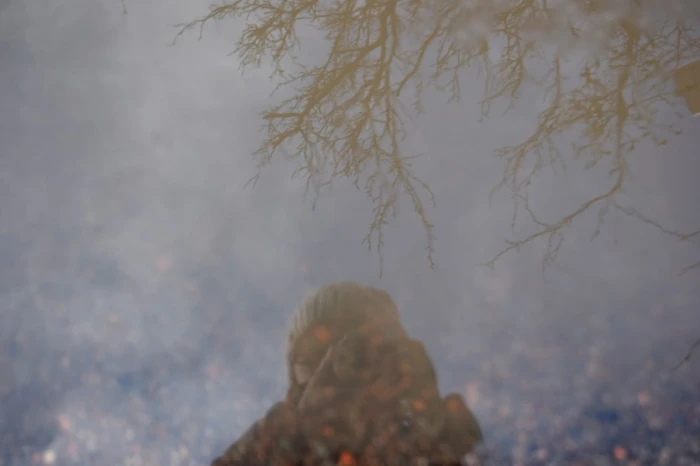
<box><xmin>1</xmin><ymin>0</ymin><xmax>699</xmax><ymax>465</ymax></box>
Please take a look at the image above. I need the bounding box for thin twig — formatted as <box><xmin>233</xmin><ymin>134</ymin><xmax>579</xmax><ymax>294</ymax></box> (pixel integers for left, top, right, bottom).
<box><xmin>673</xmin><ymin>338</ymin><xmax>700</xmax><ymax>370</ymax></box>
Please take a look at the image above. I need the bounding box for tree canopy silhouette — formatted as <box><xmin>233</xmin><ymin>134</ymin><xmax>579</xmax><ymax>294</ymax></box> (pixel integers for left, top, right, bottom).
<box><xmin>174</xmin><ymin>0</ymin><xmax>700</xmax><ymax>273</ymax></box>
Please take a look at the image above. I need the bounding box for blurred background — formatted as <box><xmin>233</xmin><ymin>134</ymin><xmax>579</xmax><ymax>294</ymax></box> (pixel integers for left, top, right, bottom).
<box><xmin>1</xmin><ymin>0</ymin><xmax>699</xmax><ymax>464</ymax></box>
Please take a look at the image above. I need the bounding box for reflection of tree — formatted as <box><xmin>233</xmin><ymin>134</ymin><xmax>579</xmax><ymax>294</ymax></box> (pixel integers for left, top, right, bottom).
<box><xmin>174</xmin><ymin>0</ymin><xmax>699</xmax><ymax>271</ymax></box>
<box><xmin>674</xmin><ymin>337</ymin><xmax>700</xmax><ymax>370</ymax></box>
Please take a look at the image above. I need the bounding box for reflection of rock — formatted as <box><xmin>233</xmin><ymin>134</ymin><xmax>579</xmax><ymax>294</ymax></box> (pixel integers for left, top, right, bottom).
<box><xmin>212</xmin><ymin>282</ymin><xmax>483</xmax><ymax>466</ymax></box>
<box><xmin>286</xmin><ymin>282</ymin><xmax>406</xmax><ymax>404</ymax></box>
<box><xmin>291</xmin><ymin>282</ymin><xmax>484</xmax><ymax>461</ymax></box>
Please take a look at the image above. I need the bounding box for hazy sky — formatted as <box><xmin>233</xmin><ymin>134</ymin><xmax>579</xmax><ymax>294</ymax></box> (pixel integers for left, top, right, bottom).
<box><xmin>1</xmin><ymin>0</ymin><xmax>699</xmax><ymax>464</ymax></box>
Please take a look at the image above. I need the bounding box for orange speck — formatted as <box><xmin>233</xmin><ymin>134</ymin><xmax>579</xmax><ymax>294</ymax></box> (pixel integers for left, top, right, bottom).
<box><xmin>57</xmin><ymin>414</ymin><xmax>72</xmax><ymax>432</ymax></box>
<box><xmin>322</xmin><ymin>425</ymin><xmax>335</xmax><ymax>437</ymax></box>
<box><xmin>313</xmin><ymin>326</ymin><xmax>331</xmax><ymax>343</ymax></box>
<box><xmin>411</xmin><ymin>399</ymin><xmax>426</xmax><ymax>412</ymax></box>
<box><xmin>338</xmin><ymin>451</ymin><xmax>355</xmax><ymax>466</ymax></box>
<box><xmin>637</xmin><ymin>391</ymin><xmax>651</xmax><ymax>407</ymax></box>
<box><xmin>370</xmin><ymin>334</ymin><xmax>384</xmax><ymax>346</ymax></box>
<box><xmin>613</xmin><ymin>445</ymin><xmax>627</xmax><ymax>461</ymax></box>
<box><xmin>155</xmin><ymin>255</ymin><xmax>172</xmax><ymax>273</ymax></box>
<box><xmin>446</xmin><ymin>397</ymin><xmax>464</xmax><ymax>414</ymax></box>
<box><xmin>370</xmin><ymin>382</ymin><xmax>392</xmax><ymax>400</ymax></box>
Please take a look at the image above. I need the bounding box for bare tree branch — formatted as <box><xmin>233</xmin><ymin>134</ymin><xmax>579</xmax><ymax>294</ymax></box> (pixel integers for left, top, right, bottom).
<box><xmin>174</xmin><ymin>0</ymin><xmax>699</xmax><ymax>274</ymax></box>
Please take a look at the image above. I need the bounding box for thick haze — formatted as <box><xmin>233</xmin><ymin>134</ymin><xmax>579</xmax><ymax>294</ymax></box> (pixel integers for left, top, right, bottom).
<box><xmin>1</xmin><ymin>0</ymin><xmax>699</xmax><ymax>465</ymax></box>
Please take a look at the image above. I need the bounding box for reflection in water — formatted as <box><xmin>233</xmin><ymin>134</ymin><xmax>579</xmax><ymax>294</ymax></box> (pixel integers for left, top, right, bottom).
<box><xmin>211</xmin><ymin>282</ymin><xmax>482</xmax><ymax>466</ymax></box>
<box><xmin>1</xmin><ymin>0</ymin><xmax>699</xmax><ymax>465</ymax></box>
<box><xmin>177</xmin><ymin>0</ymin><xmax>700</xmax><ymax>272</ymax></box>
<box><xmin>674</xmin><ymin>59</ymin><xmax>700</xmax><ymax>116</ymax></box>
<box><xmin>1</xmin><ymin>211</ymin><xmax>699</xmax><ymax>465</ymax></box>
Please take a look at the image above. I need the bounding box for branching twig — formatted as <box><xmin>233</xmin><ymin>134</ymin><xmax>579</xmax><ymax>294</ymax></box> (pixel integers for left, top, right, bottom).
<box><xmin>174</xmin><ymin>1</ymin><xmax>699</xmax><ymax>275</ymax></box>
